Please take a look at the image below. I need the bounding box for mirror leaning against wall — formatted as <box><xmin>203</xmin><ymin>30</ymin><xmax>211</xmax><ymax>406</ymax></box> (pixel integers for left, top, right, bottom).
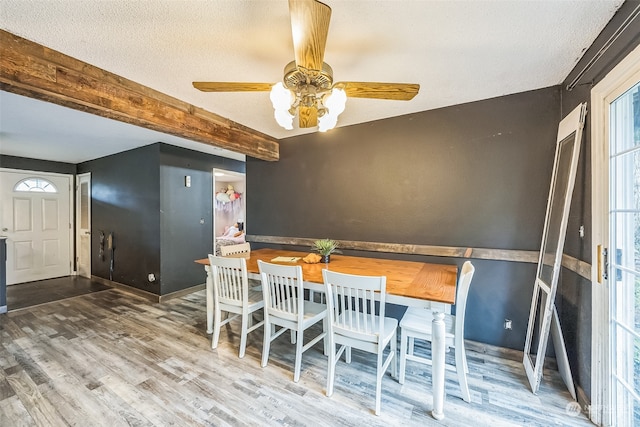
<box><xmin>523</xmin><ymin>102</ymin><xmax>588</xmax><ymax>397</ymax></box>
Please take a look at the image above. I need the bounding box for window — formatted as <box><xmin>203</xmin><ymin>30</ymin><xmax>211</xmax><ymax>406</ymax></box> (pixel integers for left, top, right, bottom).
<box><xmin>14</xmin><ymin>177</ymin><xmax>58</xmax><ymax>193</ymax></box>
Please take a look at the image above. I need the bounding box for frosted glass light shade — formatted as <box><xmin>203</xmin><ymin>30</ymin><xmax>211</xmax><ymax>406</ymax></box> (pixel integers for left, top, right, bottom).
<box><xmin>318</xmin><ymin>88</ymin><xmax>347</xmax><ymax>132</ymax></box>
<box><xmin>318</xmin><ymin>112</ymin><xmax>338</xmax><ymax>132</ymax></box>
<box><xmin>324</xmin><ymin>88</ymin><xmax>347</xmax><ymax>115</ymax></box>
<box><xmin>270</xmin><ymin>82</ymin><xmax>294</xmax><ymax>110</ymax></box>
<box><xmin>274</xmin><ymin>108</ymin><xmax>294</xmax><ymax>130</ymax></box>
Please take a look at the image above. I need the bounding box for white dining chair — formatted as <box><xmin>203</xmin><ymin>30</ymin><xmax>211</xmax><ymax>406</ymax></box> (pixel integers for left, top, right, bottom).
<box><xmin>220</xmin><ymin>242</ymin><xmax>251</xmax><ymax>257</ymax></box>
<box><xmin>398</xmin><ymin>261</ymin><xmax>475</xmax><ymax>403</ymax></box>
<box><xmin>258</xmin><ymin>260</ymin><xmax>327</xmax><ymax>383</ymax></box>
<box><xmin>208</xmin><ymin>254</ymin><xmax>264</xmax><ymax>358</ymax></box>
<box><xmin>322</xmin><ymin>269</ymin><xmax>397</xmax><ymax>416</ymax></box>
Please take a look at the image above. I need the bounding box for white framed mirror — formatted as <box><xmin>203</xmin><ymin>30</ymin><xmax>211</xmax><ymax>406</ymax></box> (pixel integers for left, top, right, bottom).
<box><xmin>523</xmin><ymin>102</ymin><xmax>587</xmax><ymax>394</ymax></box>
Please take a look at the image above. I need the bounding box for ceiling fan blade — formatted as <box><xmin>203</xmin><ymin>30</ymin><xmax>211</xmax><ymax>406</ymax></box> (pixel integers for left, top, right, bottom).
<box><xmin>289</xmin><ymin>0</ymin><xmax>332</xmax><ymax>71</ymax></box>
<box><xmin>298</xmin><ymin>105</ymin><xmax>318</xmax><ymax>128</ymax></box>
<box><xmin>192</xmin><ymin>82</ymin><xmax>273</xmax><ymax>92</ymax></box>
<box><xmin>336</xmin><ymin>82</ymin><xmax>420</xmax><ymax>100</ymax></box>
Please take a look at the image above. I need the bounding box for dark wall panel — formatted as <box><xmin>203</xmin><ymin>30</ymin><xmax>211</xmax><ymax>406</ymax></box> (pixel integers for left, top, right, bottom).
<box><xmin>0</xmin><ymin>155</ymin><xmax>76</xmax><ymax>175</ymax></box>
<box><xmin>78</xmin><ymin>144</ymin><xmax>162</xmax><ymax>294</ymax></box>
<box><xmin>248</xmin><ymin>86</ymin><xmax>561</xmax><ymax>349</ymax></box>
<box><xmin>158</xmin><ymin>144</ymin><xmax>245</xmax><ymax>295</ymax></box>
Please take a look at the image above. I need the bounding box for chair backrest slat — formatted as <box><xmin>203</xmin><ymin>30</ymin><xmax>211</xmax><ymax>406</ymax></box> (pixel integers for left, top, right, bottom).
<box><xmin>323</xmin><ymin>269</ymin><xmax>386</xmax><ymax>343</ymax></box>
<box><xmin>208</xmin><ymin>254</ymin><xmax>249</xmax><ymax>307</ymax></box>
<box><xmin>259</xmin><ymin>261</ymin><xmax>304</xmax><ymax>322</ymax></box>
<box><xmin>220</xmin><ymin>242</ymin><xmax>251</xmax><ymax>257</ymax></box>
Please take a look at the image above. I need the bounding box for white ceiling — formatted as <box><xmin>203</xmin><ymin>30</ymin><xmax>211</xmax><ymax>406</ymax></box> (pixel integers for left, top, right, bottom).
<box><xmin>0</xmin><ymin>0</ymin><xmax>624</xmax><ymax>164</ymax></box>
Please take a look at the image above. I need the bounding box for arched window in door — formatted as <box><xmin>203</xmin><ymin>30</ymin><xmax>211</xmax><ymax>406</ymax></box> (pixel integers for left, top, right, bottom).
<box><xmin>14</xmin><ymin>177</ymin><xmax>58</xmax><ymax>193</ymax></box>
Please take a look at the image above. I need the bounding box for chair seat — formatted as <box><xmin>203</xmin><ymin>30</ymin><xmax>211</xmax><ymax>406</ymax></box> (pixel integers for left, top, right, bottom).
<box><xmin>303</xmin><ymin>300</ymin><xmax>328</xmax><ymax>320</ymax></box>
<box><xmin>400</xmin><ymin>307</ymin><xmax>455</xmax><ymax>341</ymax></box>
<box><xmin>221</xmin><ymin>288</ymin><xmax>264</xmax><ymax>311</ymax></box>
<box><xmin>335</xmin><ymin>312</ymin><xmax>397</xmax><ymax>345</ymax></box>
<box><xmin>247</xmin><ymin>289</ymin><xmax>264</xmax><ymax>310</ymax></box>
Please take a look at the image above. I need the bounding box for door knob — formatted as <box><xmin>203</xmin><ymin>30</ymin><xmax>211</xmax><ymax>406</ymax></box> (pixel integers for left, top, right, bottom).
<box><xmin>1</xmin><ymin>228</ymin><xmax>7</xmax><ymax>232</ymax></box>
<box><xmin>84</xmin><ymin>231</ymin><xmax>91</xmax><ymax>235</ymax></box>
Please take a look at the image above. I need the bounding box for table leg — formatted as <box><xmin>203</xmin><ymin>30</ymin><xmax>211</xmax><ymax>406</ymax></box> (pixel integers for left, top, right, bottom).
<box><xmin>431</xmin><ymin>310</ymin><xmax>446</xmax><ymax>420</ymax></box>
<box><xmin>205</xmin><ymin>265</ymin><xmax>213</xmax><ymax>334</ymax></box>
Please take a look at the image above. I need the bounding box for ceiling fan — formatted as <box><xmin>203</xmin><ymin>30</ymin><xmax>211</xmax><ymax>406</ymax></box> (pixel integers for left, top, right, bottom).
<box><xmin>193</xmin><ymin>0</ymin><xmax>420</xmax><ymax>132</ymax></box>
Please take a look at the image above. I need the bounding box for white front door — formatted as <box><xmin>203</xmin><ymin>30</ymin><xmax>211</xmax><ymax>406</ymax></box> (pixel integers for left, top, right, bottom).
<box><xmin>0</xmin><ymin>170</ymin><xmax>72</xmax><ymax>284</ymax></box>
<box><xmin>76</xmin><ymin>173</ymin><xmax>91</xmax><ymax>278</ymax></box>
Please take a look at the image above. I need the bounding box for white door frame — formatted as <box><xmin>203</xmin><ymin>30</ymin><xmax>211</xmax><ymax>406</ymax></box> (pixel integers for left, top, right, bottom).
<box><xmin>0</xmin><ymin>167</ymin><xmax>74</xmax><ymax>283</ymax></box>
<box><xmin>591</xmin><ymin>44</ymin><xmax>640</xmax><ymax>426</ymax></box>
<box><xmin>76</xmin><ymin>172</ymin><xmax>91</xmax><ymax>278</ymax></box>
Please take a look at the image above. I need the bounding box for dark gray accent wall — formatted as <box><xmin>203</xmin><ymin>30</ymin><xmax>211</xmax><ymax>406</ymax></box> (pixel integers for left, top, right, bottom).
<box><xmin>0</xmin><ymin>155</ymin><xmax>76</xmax><ymax>175</ymax></box>
<box><xmin>247</xmin><ymin>86</ymin><xmax>561</xmax><ymax>351</ymax></box>
<box><xmin>558</xmin><ymin>0</ymin><xmax>640</xmax><ymax>401</ymax></box>
<box><xmin>158</xmin><ymin>144</ymin><xmax>245</xmax><ymax>295</ymax></box>
<box><xmin>78</xmin><ymin>143</ymin><xmax>245</xmax><ymax>295</ymax></box>
<box><xmin>78</xmin><ymin>144</ymin><xmax>162</xmax><ymax>293</ymax></box>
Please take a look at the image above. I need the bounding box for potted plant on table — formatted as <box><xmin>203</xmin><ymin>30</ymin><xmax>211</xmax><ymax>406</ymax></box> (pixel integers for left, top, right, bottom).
<box><xmin>312</xmin><ymin>238</ymin><xmax>341</xmax><ymax>263</ymax></box>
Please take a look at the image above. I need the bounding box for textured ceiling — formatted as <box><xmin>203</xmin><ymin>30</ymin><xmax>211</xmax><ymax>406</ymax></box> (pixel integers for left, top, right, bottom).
<box><xmin>0</xmin><ymin>0</ymin><xmax>624</xmax><ymax>163</ymax></box>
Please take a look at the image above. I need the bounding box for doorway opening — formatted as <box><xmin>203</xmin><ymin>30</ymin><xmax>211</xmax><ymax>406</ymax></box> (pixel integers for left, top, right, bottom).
<box><xmin>213</xmin><ymin>169</ymin><xmax>246</xmax><ymax>255</ymax></box>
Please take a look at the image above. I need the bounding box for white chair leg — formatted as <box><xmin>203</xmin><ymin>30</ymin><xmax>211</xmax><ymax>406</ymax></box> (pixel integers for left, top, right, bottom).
<box><xmin>323</xmin><ymin>316</ymin><xmax>329</xmax><ymax>356</ymax></box>
<box><xmin>461</xmin><ymin>341</ymin><xmax>470</xmax><ymax>374</ymax></box>
<box><xmin>261</xmin><ymin>320</ymin><xmax>271</xmax><ymax>368</ymax></box>
<box><xmin>239</xmin><ymin>312</ymin><xmax>248</xmax><ymax>358</ymax></box>
<box><xmin>345</xmin><ymin>346</ymin><xmax>351</xmax><ymax>363</ymax></box>
<box><xmin>326</xmin><ymin>341</ymin><xmax>336</xmax><ymax>397</ymax></box>
<box><xmin>294</xmin><ymin>328</ymin><xmax>304</xmax><ymax>382</ymax></box>
<box><xmin>291</xmin><ymin>329</ymin><xmax>296</xmax><ymax>344</ymax></box>
<box><xmin>206</xmin><ymin>274</ymin><xmax>214</xmax><ymax>334</ymax></box>
<box><xmin>456</xmin><ymin>344</ymin><xmax>471</xmax><ymax>402</ymax></box>
<box><xmin>375</xmin><ymin>350</ymin><xmax>383</xmax><ymax>416</ymax></box>
<box><xmin>390</xmin><ymin>330</ymin><xmax>398</xmax><ymax>379</ymax></box>
<box><xmin>399</xmin><ymin>329</ymin><xmax>407</xmax><ymax>384</ymax></box>
<box><xmin>408</xmin><ymin>336</ymin><xmax>415</xmax><ymax>355</ymax></box>
<box><xmin>212</xmin><ymin>308</ymin><xmax>222</xmax><ymax>349</ymax></box>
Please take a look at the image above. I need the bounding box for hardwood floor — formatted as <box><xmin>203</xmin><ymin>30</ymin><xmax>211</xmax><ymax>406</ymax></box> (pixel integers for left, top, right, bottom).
<box><xmin>0</xmin><ymin>288</ymin><xmax>592</xmax><ymax>426</ymax></box>
<box><xmin>6</xmin><ymin>276</ymin><xmax>111</xmax><ymax>310</ymax></box>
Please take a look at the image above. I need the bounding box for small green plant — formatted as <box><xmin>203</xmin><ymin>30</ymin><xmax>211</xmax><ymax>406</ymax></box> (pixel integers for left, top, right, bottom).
<box><xmin>312</xmin><ymin>238</ymin><xmax>341</xmax><ymax>256</ymax></box>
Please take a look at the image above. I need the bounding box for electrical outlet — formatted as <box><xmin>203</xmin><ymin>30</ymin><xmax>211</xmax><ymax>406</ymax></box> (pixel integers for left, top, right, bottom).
<box><xmin>504</xmin><ymin>319</ymin><xmax>512</xmax><ymax>330</ymax></box>
<box><xmin>148</xmin><ymin>273</ymin><xmax>156</xmax><ymax>282</ymax></box>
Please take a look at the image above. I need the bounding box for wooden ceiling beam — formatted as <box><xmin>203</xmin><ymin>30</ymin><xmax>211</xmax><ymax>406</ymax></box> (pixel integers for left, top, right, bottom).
<box><xmin>0</xmin><ymin>30</ymin><xmax>279</xmax><ymax>161</ymax></box>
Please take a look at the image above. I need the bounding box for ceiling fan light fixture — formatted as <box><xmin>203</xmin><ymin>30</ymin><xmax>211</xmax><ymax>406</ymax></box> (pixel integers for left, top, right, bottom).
<box><xmin>193</xmin><ymin>1</ymin><xmax>418</xmax><ymax>133</ymax></box>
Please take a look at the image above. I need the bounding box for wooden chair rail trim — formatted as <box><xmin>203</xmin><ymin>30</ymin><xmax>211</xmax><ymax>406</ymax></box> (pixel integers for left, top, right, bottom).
<box><xmin>246</xmin><ymin>235</ymin><xmax>592</xmax><ymax>280</ymax></box>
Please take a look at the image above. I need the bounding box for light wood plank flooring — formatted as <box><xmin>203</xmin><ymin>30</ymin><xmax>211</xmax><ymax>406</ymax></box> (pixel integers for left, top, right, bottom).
<box><xmin>0</xmin><ymin>288</ymin><xmax>592</xmax><ymax>426</ymax></box>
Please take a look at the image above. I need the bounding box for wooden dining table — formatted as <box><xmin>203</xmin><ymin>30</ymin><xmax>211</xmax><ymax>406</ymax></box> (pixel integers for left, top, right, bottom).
<box><xmin>195</xmin><ymin>248</ymin><xmax>458</xmax><ymax>420</ymax></box>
